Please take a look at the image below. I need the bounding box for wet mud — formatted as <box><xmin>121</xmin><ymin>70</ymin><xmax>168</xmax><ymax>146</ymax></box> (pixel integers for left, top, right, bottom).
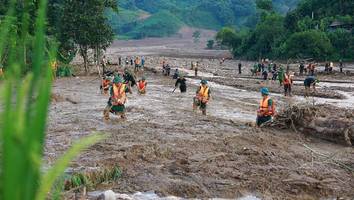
<box><xmin>46</xmin><ymin>69</ymin><xmax>354</xmax><ymax>200</ymax></box>
<box><xmin>47</xmin><ymin>39</ymin><xmax>354</xmax><ymax>199</ymax></box>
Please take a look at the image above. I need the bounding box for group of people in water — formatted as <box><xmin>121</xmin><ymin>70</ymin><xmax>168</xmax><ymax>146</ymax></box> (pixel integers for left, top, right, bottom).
<box><xmin>99</xmin><ymin>56</ymin><xmax>343</xmax><ymax>126</ymax></box>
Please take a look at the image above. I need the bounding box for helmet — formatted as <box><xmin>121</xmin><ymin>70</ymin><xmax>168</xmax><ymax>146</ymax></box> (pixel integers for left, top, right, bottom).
<box><xmin>261</xmin><ymin>87</ymin><xmax>269</xmax><ymax>95</ymax></box>
<box><xmin>201</xmin><ymin>80</ymin><xmax>208</xmax><ymax>84</ymax></box>
<box><xmin>142</xmin><ymin>76</ymin><xmax>146</xmax><ymax>80</ymax></box>
<box><xmin>113</xmin><ymin>76</ymin><xmax>123</xmax><ymax>83</ymax></box>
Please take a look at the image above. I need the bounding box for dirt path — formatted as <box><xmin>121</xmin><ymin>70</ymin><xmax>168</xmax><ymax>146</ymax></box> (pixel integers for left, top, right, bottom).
<box><xmin>46</xmin><ymin>69</ymin><xmax>354</xmax><ymax>199</ymax></box>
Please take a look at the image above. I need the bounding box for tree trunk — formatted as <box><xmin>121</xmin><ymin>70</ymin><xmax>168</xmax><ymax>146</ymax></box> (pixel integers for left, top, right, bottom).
<box><xmin>80</xmin><ymin>46</ymin><xmax>89</xmax><ymax>74</ymax></box>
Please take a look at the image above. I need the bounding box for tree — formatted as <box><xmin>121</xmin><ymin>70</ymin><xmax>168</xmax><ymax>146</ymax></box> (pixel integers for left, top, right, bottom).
<box><xmin>207</xmin><ymin>40</ymin><xmax>214</xmax><ymax>49</ymax></box>
<box><xmin>285</xmin><ymin>30</ymin><xmax>333</xmax><ymax>60</ymax></box>
<box><xmin>216</xmin><ymin>27</ymin><xmax>240</xmax><ymax>48</ymax></box>
<box><xmin>60</xmin><ymin>0</ymin><xmax>116</xmax><ymax>73</ymax></box>
<box><xmin>256</xmin><ymin>0</ymin><xmax>273</xmax><ymax>12</ymax></box>
<box><xmin>251</xmin><ymin>13</ymin><xmax>286</xmax><ymax>58</ymax></box>
<box><xmin>327</xmin><ymin>29</ymin><xmax>354</xmax><ymax>60</ymax></box>
<box><xmin>193</xmin><ymin>30</ymin><xmax>201</xmax><ymax>43</ymax></box>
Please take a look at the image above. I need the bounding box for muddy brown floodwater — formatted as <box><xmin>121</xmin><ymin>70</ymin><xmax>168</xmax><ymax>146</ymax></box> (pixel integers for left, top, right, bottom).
<box><xmin>46</xmin><ymin>38</ymin><xmax>354</xmax><ymax>199</ymax></box>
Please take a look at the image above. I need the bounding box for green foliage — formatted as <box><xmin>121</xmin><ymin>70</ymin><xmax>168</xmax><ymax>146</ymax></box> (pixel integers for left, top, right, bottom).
<box><xmin>285</xmin><ymin>30</ymin><xmax>333</xmax><ymax>59</ymax></box>
<box><xmin>256</xmin><ymin>0</ymin><xmax>273</xmax><ymax>11</ymax></box>
<box><xmin>217</xmin><ymin>0</ymin><xmax>354</xmax><ymax>61</ymax></box>
<box><xmin>216</xmin><ymin>27</ymin><xmax>240</xmax><ymax>48</ymax></box>
<box><xmin>59</xmin><ymin>0</ymin><xmax>116</xmax><ymax>72</ymax></box>
<box><xmin>207</xmin><ymin>39</ymin><xmax>215</xmax><ymax>49</ymax></box>
<box><xmin>327</xmin><ymin>29</ymin><xmax>354</xmax><ymax>60</ymax></box>
<box><xmin>128</xmin><ymin>11</ymin><xmax>182</xmax><ymax>39</ymax></box>
<box><xmin>0</xmin><ymin>1</ymin><xmax>105</xmax><ymax>200</ymax></box>
<box><xmin>56</xmin><ymin>64</ymin><xmax>72</xmax><ymax>77</ymax></box>
<box><xmin>193</xmin><ymin>30</ymin><xmax>201</xmax><ymax>43</ymax></box>
<box><xmin>63</xmin><ymin>166</ymin><xmax>122</xmax><ymax>190</ymax></box>
<box><xmin>109</xmin><ymin>0</ymin><xmax>299</xmax><ymax>39</ymax></box>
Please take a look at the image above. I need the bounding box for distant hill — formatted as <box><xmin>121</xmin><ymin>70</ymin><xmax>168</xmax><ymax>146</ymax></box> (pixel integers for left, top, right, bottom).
<box><xmin>107</xmin><ymin>0</ymin><xmax>299</xmax><ymax>39</ymax></box>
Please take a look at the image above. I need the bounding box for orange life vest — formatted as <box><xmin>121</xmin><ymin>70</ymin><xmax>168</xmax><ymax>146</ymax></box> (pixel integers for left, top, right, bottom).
<box><xmin>283</xmin><ymin>75</ymin><xmax>291</xmax><ymax>85</ymax></box>
<box><xmin>102</xmin><ymin>79</ymin><xmax>111</xmax><ymax>90</ymax></box>
<box><xmin>259</xmin><ymin>97</ymin><xmax>275</xmax><ymax>116</ymax></box>
<box><xmin>112</xmin><ymin>83</ymin><xmax>126</xmax><ymax>105</ymax></box>
<box><xmin>198</xmin><ymin>86</ymin><xmax>209</xmax><ymax>103</ymax></box>
<box><xmin>138</xmin><ymin>80</ymin><xmax>146</xmax><ymax>90</ymax></box>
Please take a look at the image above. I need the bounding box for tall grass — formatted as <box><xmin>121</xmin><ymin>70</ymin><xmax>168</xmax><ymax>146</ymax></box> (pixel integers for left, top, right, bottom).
<box><xmin>0</xmin><ymin>1</ymin><xmax>104</xmax><ymax>199</ymax></box>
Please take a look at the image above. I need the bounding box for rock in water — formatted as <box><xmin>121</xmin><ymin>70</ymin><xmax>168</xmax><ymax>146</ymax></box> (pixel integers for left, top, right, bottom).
<box><xmin>97</xmin><ymin>190</ymin><xmax>116</xmax><ymax>200</ymax></box>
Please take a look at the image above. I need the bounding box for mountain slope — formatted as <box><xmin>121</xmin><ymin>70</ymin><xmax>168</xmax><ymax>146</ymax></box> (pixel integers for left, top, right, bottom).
<box><xmin>109</xmin><ymin>0</ymin><xmax>299</xmax><ymax>39</ymax></box>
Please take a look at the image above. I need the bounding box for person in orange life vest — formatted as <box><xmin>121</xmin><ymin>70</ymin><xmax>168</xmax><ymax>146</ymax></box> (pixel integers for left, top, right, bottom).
<box><xmin>104</xmin><ymin>76</ymin><xmax>131</xmax><ymax>120</ymax></box>
<box><xmin>101</xmin><ymin>75</ymin><xmax>111</xmax><ymax>95</ymax></box>
<box><xmin>193</xmin><ymin>80</ymin><xmax>211</xmax><ymax>115</ymax></box>
<box><xmin>283</xmin><ymin>72</ymin><xmax>293</xmax><ymax>96</ymax></box>
<box><xmin>257</xmin><ymin>88</ymin><xmax>275</xmax><ymax>126</ymax></box>
<box><xmin>137</xmin><ymin>77</ymin><xmax>147</xmax><ymax>94</ymax></box>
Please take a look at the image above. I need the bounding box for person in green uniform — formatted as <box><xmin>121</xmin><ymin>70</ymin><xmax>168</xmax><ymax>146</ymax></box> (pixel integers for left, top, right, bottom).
<box><xmin>123</xmin><ymin>68</ymin><xmax>136</xmax><ymax>88</ymax></box>
<box><xmin>252</xmin><ymin>63</ymin><xmax>258</xmax><ymax>76</ymax></box>
<box><xmin>104</xmin><ymin>76</ymin><xmax>131</xmax><ymax>120</ymax></box>
<box><xmin>278</xmin><ymin>66</ymin><xmax>285</xmax><ymax>86</ymax></box>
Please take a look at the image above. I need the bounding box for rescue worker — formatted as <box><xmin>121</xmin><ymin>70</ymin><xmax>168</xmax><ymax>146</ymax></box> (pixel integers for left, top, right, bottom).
<box><xmin>262</xmin><ymin>70</ymin><xmax>268</xmax><ymax>81</ymax></box>
<box><xmin>123</xmin><ymin>68</ymin><xmax>136</xmax><ymax>88</ymax></box>
<box><xmin>299</xmin><ymin>62</ymin><xmax>305</xmax><ymax>75</ymax></box>
<box><xmin>173</xmin><ymin>69</ymin><xmax>179</xmax><ymax>79</ymax></box>
<box><xmin>118</xmin><ymin>57</ymin><xmax>122</xmax><ymax>66</ymax></box>
<box><xmin>175</xmin><ymin>75</ymin><xmax>187</xmax><ymax>93</ymax></box>
<box><xmin>283</xmin><ymin>72</ymin><xmax>293</xmax><ymax>96</ymax></box>
<box><xmin>141</xmin><ymin>56</ymin><xmax>145</xmax><ymax>68</ymax></box>
<box><xmin>252</xmin><ymin>63</ymin><xmax>258</xmax><ymax>76</ymax></box>
<box><xmin>271</xmin><ymin>68</ymin><xmax>278</xmax><ymax>83</ymax></box>
<box><xmin>137</xmin><ymin>77</ymin><xmax>147</xmax><ymax>95</ymax></box>
<box><xmin>195</xmin><ymin>62</ymin><xmax>199</xmax><ymax>77</ymax></box>
<box><xmin>257</xmin><ymin>88</ymin><xmax>275</xmax><ymax>126</ymax></box>
<box><xmin>101</xmin><ymin>56</ymin><xmax>108</xmax><ymax>74</ymax></box>
<box><xmin>304</xmin><ymin>76</ymin><xmax>318</xmax><ymax>97</ymax></box>
<box><xmin>101</xmin><ymin>75</ymin><xmax>111</xmax><ymax>95</ymax></box>
<box><xmin>193</xmin><ymin>80</ymin><xmax>211</xmax><ymax>115</ymax></box>
<box><xmin>104</xmin><ymin>76</ymin><xmax>131</xmax><ymax>120</ymax></box>
<box><xmin>278</xmin><ymin>66</ymin><xmax>285</xmax><ymax>86</ymax></box>
<box><xmin>134</xmin><ymin>57</ymin><xmax>140</xmax><ymax>72</ymax></box>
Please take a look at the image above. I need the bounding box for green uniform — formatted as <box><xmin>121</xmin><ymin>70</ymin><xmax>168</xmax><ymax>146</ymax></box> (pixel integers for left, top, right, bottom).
<box><xmin>278</xmin><ymin>67</ymin><xmax>285</xmax><ymax>85</ymax></box>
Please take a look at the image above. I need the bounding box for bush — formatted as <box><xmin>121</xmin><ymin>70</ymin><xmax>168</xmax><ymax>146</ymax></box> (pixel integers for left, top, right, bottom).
<box><xmin>207</xmin><ymin>40</ymin><xmax>215</xmax><ymax>49</ymax></box>
<box><xmin>285</xmin><ymin>30</ymin><xmax>333</xmax><ymax>60</ymax></box>
<box><xmin>327</xmin><ymin>29</ymin><xmax>354</xmax><ymax>60</ymax></box>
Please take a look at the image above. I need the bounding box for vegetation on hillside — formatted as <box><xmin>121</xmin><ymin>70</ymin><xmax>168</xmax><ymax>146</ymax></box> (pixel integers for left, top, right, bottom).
<box><xmin>216</xmin><ymin>0</ymin><xmax>354</xmax><ymax>61</ymax></box>
<box><xmin>109</xmin><ymin>0</ymin><xmax>299</xmax><ymax>39</ymax></box>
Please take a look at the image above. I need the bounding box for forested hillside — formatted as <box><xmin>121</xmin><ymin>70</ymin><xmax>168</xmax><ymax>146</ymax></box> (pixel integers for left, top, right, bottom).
<box><xmin>108</xmin><ymin>0</ymin><xmax>299</xmax><ymax>39</ymax></box>
<box><xmin>216</xmin><ymin>0</ymin><xmax>354</xmax><ymax>61</ymax></box>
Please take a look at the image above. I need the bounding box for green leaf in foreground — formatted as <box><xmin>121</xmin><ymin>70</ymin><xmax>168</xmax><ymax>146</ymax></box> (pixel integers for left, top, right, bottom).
<box><xmin>36</xmin><ymin>134</ymin><xmax>106</xmax><ymax>200</ymax></box>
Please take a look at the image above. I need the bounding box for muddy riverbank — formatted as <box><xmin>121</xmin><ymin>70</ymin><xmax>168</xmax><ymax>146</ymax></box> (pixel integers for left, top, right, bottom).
<box><xmin>47</xmin><ymin>37</ymin><xmax>354</xmax><ymax>199</ymax></box>
<box><xmin>46</xmin><ymin>70</ymin><xmax>354</xmax><ymax>199</ymax></box>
